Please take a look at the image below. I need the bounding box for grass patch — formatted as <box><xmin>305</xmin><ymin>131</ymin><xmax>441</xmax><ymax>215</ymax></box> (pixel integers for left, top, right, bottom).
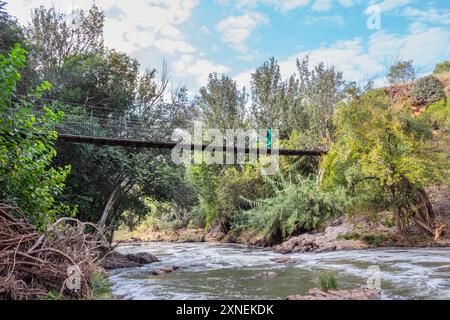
<box><xmin>89</xmin><ymin>272</ymin><xmax>113</xmax><ymax>300</ymax></box>
<box><xmin>314</xmin><ymin>271</ymin><xmax>338</xmax><ymax>292</ymax></box>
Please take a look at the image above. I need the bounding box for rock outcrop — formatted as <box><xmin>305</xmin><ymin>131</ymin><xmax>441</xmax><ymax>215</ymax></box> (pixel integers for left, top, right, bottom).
<box><xmin>273</xmin><ymin>215</ymin><xmax>395</xmax><ymax>254</ymax></box>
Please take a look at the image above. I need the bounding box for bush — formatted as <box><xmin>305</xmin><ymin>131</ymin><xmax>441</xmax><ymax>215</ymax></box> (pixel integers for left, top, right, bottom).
<box><xmin>231</xmin><ymin>176</ymin><xmax>351</xmax><ymax>245</ymax></box>
<box><xmin>0</xmin><ymin>45</ymin><xmax>71</xmax><ymax>228</ymax></box>
<box><xmin>421</xmin><ymin>99</ymin><xmax>450</xmax><ymax>132</ymax></box>
<box><xmin>411</xmin><ymin>75</ymin><xmax>446</xmax><ymax>105</ymax></box>
<box><xmin>433</xmin><ymin>61</ymin><xmax>450</xmax><ymax>75</ymax></box>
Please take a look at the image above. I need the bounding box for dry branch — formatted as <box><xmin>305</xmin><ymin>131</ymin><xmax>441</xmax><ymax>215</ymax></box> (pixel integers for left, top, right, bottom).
<box><xmin>0</xmin><ymin>204</ymin><xmax>110</xmax><ymax>300</ymax></box>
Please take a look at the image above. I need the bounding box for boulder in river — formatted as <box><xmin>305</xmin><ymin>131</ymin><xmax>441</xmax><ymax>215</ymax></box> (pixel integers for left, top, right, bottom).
<box><xmin>102</xmin><ymin>251</ymin><xmax>159</xmax><ymax>270</ymax></box>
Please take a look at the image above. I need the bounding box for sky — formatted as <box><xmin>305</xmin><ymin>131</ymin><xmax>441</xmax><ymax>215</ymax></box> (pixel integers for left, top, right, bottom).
<box><xmin>5</xmin><ymin>0</ymin><xmax>450</xmax><ymax>94</ymax></box>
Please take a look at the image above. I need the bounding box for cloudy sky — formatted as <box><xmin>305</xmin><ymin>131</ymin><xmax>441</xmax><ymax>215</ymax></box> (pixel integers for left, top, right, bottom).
<box><xmin>6</xmin><ymin>0</ymin><xmax>450</xmax><ymax>93</ymax></box>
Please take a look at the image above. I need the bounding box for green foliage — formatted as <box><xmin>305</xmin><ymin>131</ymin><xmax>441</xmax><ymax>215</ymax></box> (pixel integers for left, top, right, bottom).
<box><xmin>0</xmin><ymin>1</ymin><xmax>24</xmax><ymax>53</ymax></box>
<box><xmin>322</xmin><ymin>89</ymin><xmax>446</xmax><ymax>234</ymax></box>
<box><xmin>387</xmin><ymin>60</ymin><xmax>416</xmax><ymax>84</ymax></box>
<box><xmin>411</xmin><ymin>75</ymin><xmax>446</xmax><ymax>106</ymax></box>
<box><xmin>0</xmin><ymin>45</ymin><xmax>71</xmax><ymax>228</ymax></box>
<box><xmin>315</xmin><ymin>271</ymin><xmax>338</xmax><ymax>292</ymax></box>
<box><xmin>421</xmin><ymin>99</ymin><xmax>450</xmax><ymax>132</ymax></box>
<box><xmin>337</xmin><ymin>232</ymin><xmax>388</xmax><ymax>246</ymax></box>
<box><xmin>198</xmin><ymin>73</ymin><xmax>248</xmax><ymax>130</ymax></box>
<box><xmin>217</xmin><ymin>165</ymin><xmax>271</xmax><ymax>220</ymax></box>
<box><xmin>433</xmin><ymin>61</ymin><xmax>450</xmax><ymax>75</ymax></box>
<box><xmin>89</xmin><ymin>272</ymin><xmax>112</xmax><ymax>300</ymax></box>
<box><xmin>188</xmin><ymin>163</ymin><xmax>221</xmax><ymax>228</ymax></box>
<box><xmin>232</xmin><ymin>176</ymin><xmax>350</xmax><ymax>244</ymax></box>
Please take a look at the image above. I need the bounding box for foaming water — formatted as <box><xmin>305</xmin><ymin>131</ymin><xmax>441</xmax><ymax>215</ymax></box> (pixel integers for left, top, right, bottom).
<box><xmin>109</xmin><ymin>242</ymin><xmax>450</xmax><ymax>300</ymax></box>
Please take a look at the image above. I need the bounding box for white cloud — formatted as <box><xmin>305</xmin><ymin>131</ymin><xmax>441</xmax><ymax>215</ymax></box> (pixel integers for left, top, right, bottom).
<box><xmin>232</xmin><ymin>0</ymin><xmax>359</xmax><ymax>12</ymax></box>
<box><xmin>311</xmin><ymin>0</ymin><xmax>333</xmax><ymax>12</ymax></box>
<box><xmin>301</xmin><ymin>15</ymin><xmax>345</xmax><ymax>26</ymax></box>
<box><xmin>216</xmin><ymin>12</ymin><xmax>269</xmax><ymax>53</ymax></box>
<box><xmin>234</xmin><ymin>25</ymin><xmax>450</xmax><ymax>89</ymax></box>
<box><xmin>6</xmin><ymin>0</ymin><xmax>232</xmax><ymax>93</ymax></box>
<box><xmin>172</xmin><ymin>54</ymin><xmax>230</xmax><ymax>87</ymax></box>
<box><xmin>235</xmin><ymin>0</ymin><xmax>310</xmax><ymax>12</ymax></box>
<box><xmin>366</xmin><ymin>0</ymin><xmax>412</xmax><ymax>14</ymax></box>
<box><xmin>338</xmin><ymin>0</ymin><xmax>357</xmax><ymax>7</ymax></box>
<box><xmin>402</xmin><ymin>6</ymin><xmax>450</xmax><ymax>25</ymax></box>
<box><xmin>153</xmin><ymin>39</ymin><xmax>196</xmax><ymax>55</ymax></box>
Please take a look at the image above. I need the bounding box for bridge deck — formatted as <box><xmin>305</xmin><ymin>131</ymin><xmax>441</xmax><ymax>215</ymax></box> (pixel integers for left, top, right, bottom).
<box><xmin>58</xmin><ymin>134</ymin><xmax>328</xmax><ymax>156</ymax></box>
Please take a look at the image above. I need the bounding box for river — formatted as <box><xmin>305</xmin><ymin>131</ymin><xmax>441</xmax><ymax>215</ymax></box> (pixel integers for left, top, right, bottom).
<box><xmin>109</xmin><ymin>242</ymin><xmax>450</xmax><ymax>300</ymax></box>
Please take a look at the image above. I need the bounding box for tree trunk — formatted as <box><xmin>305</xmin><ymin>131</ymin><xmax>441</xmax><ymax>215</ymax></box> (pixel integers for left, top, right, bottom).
<box><xmin>98</xmin><ymin>182</ymin><xmax>122</xmax><ymax>231</ymax></box>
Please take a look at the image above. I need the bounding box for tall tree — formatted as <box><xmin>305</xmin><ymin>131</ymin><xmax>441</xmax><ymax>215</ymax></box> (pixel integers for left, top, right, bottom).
<box><xmin>0</xmin><ymin>1</ymin><xmax>24</xmax><ymax>53</ymax></box>
<box><xmin>198</xmin><ymin>73</ymin><xmax>247</xmax><ymax>131</ymax></box>
<box><xmin>250</xmin><ymin>57</ymin><xmax>287</xmax><ymax>131</ymax></box>
<box><xmin>26</xmin><ymin>4</ymin><xmax>104</xmax><ymax>82</ymax></box>
<box><xmin>295</xmin><ymin>56</ymin><xmax>348</xmax><ymax>144</ymax></box>
<box><xmin>387</xmin><ymin>60</ymin><xmax>416</xmax><ymax>85</ymax></box>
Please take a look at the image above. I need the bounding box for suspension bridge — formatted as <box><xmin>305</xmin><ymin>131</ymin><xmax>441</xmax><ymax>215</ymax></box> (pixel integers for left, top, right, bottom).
<box><xmin>28</xmin><ymin>98</ymin><xmax>328</xmax><ymax>157</ymax></box>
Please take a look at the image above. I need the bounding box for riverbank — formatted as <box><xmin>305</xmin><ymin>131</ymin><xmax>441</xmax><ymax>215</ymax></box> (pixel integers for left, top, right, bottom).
<box><xmin>114</xmin><ymin>185</ymin><xmax>450</xmax><ymax>252</ymax></box>
<box><xmin>114</xmin><ymin>213</ymin><xmax>450</xmax><ymax>254</ymax></box>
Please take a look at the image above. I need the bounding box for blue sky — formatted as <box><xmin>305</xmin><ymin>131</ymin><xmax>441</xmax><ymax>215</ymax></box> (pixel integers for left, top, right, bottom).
<box><xmin>6</xmin><ymin>0</ymin><xmax>450</xmax><ymax>93</ymax></box>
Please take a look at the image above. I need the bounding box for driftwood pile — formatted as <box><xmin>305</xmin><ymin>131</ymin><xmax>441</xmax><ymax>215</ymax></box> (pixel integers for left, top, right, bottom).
<box><xmin>0</xmin><ymin>204</ymin><xmax>109</xmax><ymax>300</ymax></box>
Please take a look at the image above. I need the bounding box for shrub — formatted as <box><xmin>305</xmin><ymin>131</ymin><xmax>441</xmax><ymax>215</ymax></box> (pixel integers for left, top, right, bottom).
<box><xmin>433</xmin><ymin>61</ymin><xmax>450</xmax><ymax>75</ymax></box>
<box><xmin>0</xmin><ymin>45</ymin><xmax>71</xmax><ymax>228</ymax></box>
<box><xmin>421</xmin><ymin>99</ymin><xmax>450</xmax><ymax>132</ymax></box>
<box><xmin>231</xmin><ymin>176</ymin><xmax>351</xmax><ymax>245</ymax></box>
<box><xmin>411</xmin><ymin>75</ymin><xmax>446</xmax><ymax>106</ymax></box>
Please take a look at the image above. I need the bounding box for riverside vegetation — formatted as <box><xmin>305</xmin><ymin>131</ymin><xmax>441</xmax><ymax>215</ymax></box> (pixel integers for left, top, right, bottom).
<box><xmin>0</xmin><ymin>2</ymin><xmax>449</xmax><ymax>299</ymax></box>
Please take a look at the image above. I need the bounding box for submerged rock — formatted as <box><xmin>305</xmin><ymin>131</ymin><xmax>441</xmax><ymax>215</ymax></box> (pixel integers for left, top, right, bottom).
<box><xmin>275</xmin><ymin>256</ymin><xmax>296</xmax><ymax>264</ymax></box>
<box><xmin>102</xmin><ymin>251</ymin><xmax>159</xmax><ymax>270</ymax></box>
<box><xmin>255</xmin><ymin>271</ymin><xmax>277</xmax><ymax>278</ymax></box>
<box><xmin>286</xmin><ymin>287</ymin><xmax>381</xmax><ymax>300</ymax></box>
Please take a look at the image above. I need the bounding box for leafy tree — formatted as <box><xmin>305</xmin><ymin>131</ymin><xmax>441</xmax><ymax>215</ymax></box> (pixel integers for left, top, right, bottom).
<box><xmin>0</xmin><ymin>1</ymin><xmax>24</xmax><ymax>53</ymax></box>
<box><xmin>0</xmin><ymin>45</ymin><xmax>71</xmax><ymax>228</ymax></box>
<box><xmin>433</xmin><ymin>60</ymin><xmax>450</xmax><ymax>75</ymax></box>
<box><xmin>250</xmin><ymin>57</ymin><xmax>287</xmax><ymax>131</ymax></box>
<box><xmin>322</xmin><ymin>89</ymin><xmax>446</xmax><ymax>236</ymax></box>
<box><xmin>198</xmin><ymin>73</ymin><xmax>247</xmax><ymax>131</ymax></box>
<box><xmin>295</xmin><ymin>56</ymin><xmax>348</xmax><ymax>144</ymax></box>
<box><xmin>26</xmin><ymin>4</ymin><xmax>104</xmax><ymax>83</ymax></box>
<box><xmin>387</xmin><ymin>60</ymin><xmax>416</xmax><ymax>85</ymax></box>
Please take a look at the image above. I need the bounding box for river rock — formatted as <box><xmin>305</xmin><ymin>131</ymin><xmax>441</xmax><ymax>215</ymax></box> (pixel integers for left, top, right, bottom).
<box><xmin>125</xmin><ymin>252</ymin><xmax>159</xmax><ymax>264</ymax></box>
<box><xmin>286</xmin><ymin>287</ymin><xmax>381</xmax><ymax>300</ymax></box>
<box><xmin>102</xmin><ymin>251</ymin><xmax>159</xmax><ymax>270</ymax></box>
<box><xmin>160</xmin><ymin>267</ymin><xmax>173</xmax><ymax>273</ymax></box>
<box><xmin>150</xmin><ymin>269</ymin><xmax>167</xmax><ymax>276</ymax></box>
<box><xmin>275</xmin><ymin>256</ymin><xmax>296</xmax><ymax>264</ymax></box>
<box><xmin>256</xmin><ymin>271</ymin><xmax>277</xmax><ymax>278</ymax></box>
